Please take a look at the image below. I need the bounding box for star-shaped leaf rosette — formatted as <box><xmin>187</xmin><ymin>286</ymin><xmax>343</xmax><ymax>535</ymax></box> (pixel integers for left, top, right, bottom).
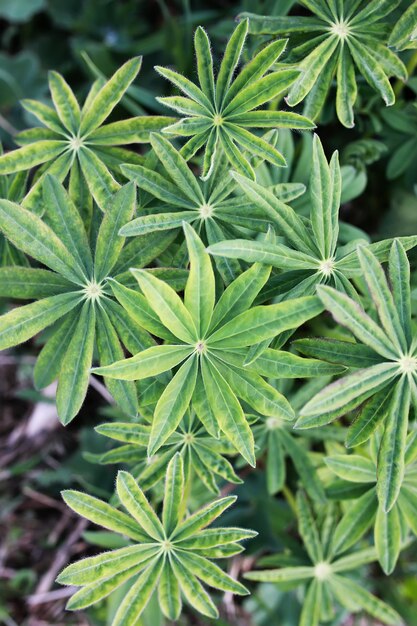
<box><xmin>58</xmin><ymin>453</ymin><xmax>255</xmax><ymax>621</ymax></box>
<box><xmin>325</xmin><ymin>430</ymin><xmax>417</xmax><ymax>575</ymax></box>
<box><xmin>241</xmin><ymin>0</ymin><xmax>407</xmax><ymax>127</ymax></box>
<box><xmin>0</xmin><ymin>178</ymin><xmax>175</xmax><ymax>424</ymax></box>
<box><xmin>0</xmin><ymin>58</ymin><xmax>173</xmax><ymax>211</ymax></box>
<box><xmin>294</xmin><ymin>241</ymin><xmax>417</xmax><ymax>514</ymax></box>
<box><xmin>207</xmin><ymin>134</ymin><xmax>417</xmax><ymax>302</ymax></box>
<box><xmin>93</xmin><ymin>223</ymin><xmax>325</xmax><ymax>466</ymax></box>
<box><xmin>245</xmin><ymin>492</ymin><xmax>402</xmax><ymax>626</ymax></box>
<box><xmin>156</xmin><ymin>19</ymin><xmax>315</xmax><ymax>179</ymax></box>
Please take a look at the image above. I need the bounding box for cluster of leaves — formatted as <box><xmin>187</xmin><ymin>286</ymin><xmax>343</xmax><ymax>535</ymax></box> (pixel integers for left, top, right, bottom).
<box><xmin>1</xmin><ymin>2</ymin><xmax>417</xmax><ymax>625</ymax></box>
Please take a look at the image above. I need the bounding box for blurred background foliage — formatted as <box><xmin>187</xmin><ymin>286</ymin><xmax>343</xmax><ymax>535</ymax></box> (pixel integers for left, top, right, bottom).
<box><xmin>1</xmin><ymin>1</ymin><xmax>417</xmax><ymax>625</ymax></box>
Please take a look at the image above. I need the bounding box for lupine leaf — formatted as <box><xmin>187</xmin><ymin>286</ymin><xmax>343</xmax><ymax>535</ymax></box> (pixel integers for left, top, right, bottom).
<box><xmin>56</xmin><ymin>300</ymin><xmax>95</xmax><ymax>425</ymax></box>
<box><xmin>148</xmin><ymin>355</ymin><xmax>198</xmax><ymax>455</ymax></box>
<box><xmin>201</xmin><ymin>358</ymin><xmax>255</xmax><ymax>465</ymax></box>
<box><xmin>183</xmin><ymin>223</ymin><xmax>215</xmax><ymax>337</ymax></box>
<box><xmin>116</xmin><ymin>471</ymin><xmax>164</xmax><ymax>540</ymax></box>
<box><xmin>377</xmin><ymin>378</ymin><xmax>410</xmax><ymax>512</ymax></box>
<box><xmin>80</xmin><ymin>57</ymin><xmax>142</xmax><ymax>136</ymax></box>
<box><xmin>94</xmin><ymin>183</ymin><xmax>136</xmax><ymax>282</ymax></box>
<box><xmin>61</xmin><ymin>491</ymin><xmax>147</xmax><ymax>542</ymax></box>
<box><xmin>132</xmin><ymin>269</ymin><xmax>197</xmax><ymax>343</ymax></box>
<box><xmin>375</xmin><ymin>505</ymin><xmax>401</xmax><ymax>575</ymax></box>
<box><xmin>0</xmin><ymin>200</ymin><xmax>86</xmax><ymax>284</ymax></box>
<box><xmin>0</xmin><ymin>292</ymin><xmax>80</xmax><ymax>351</ymax></box>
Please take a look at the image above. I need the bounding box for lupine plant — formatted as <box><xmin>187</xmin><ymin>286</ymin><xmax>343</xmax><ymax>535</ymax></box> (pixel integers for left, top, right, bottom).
<box><xmin>1</xmin><ymin>2</ymin><xmax>417</xmax><ymax>625</ymax></box>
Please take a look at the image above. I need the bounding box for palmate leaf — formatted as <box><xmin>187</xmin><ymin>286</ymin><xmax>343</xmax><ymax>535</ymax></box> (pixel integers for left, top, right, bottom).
<box><xmin>241</xmin><ymin>1</ymin><xmax>406</xmax><ymax>126</ymax></box>
<box><xmin>297</xmin><ymin>242</ymin><xmax>416</xmax><ymax>509</ymax></box>
<box><xmin>95</xmin><ymin>412</ymin><xmax>240</xmax><ymax>495</ymax></box>
<box><xmin>157</xmin><ymin>20</ymin><xmax>314</xmax><ymax>178</ymax></box>
<box><xmin>119</xmin><ymin>134</ymin><xmax>305</xmax><ymax>284</ymax></box>
<box><xmin>208</xmin><ymin>136</ymin><xmax>417</xmax><ymax>303</ymax></box>
<box><xmin>245</xmin><ymin>494</ymin><xmax>403</xmax><ymax>625</ymax></box>
<box><xmin>94</xmin><ymin>224</ymin><xmax>327</xmax><ymax>464</ymax></box>
<box><xmin>0</xmin><ymin>58</ymin><xmax>174</xmax><ymax>211</ymax></box>
<box><xmin>0</xmin><ymin>178</ymin><xmax>175</xmax><ymax>423</ymax></box>
<box><xmin>59</xmin><ymin>455</ymin><xmax>254</xmax><ymax>621</ymax></box>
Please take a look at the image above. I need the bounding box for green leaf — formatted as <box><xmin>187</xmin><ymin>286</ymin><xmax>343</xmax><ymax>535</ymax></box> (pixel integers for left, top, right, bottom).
<box><xmin>0</xmin><ymin>200</ymin><xmax>87</xmax><ymax>284</ymax></box>
<box><xmin>325</xmin><ymin>455</ymin><xmax>376</xmax><ymax>483</ymax></box>
<box><xmin>156</xmin><ymin>66</ymin><xmax>213</xmax><ymax>112</ymax></box>
<box><xmin>132</xmin><ymin>269</ymin><xmax>197</xmax><ymax>343</ymax></box>
<box><xmin>150</xmin><ymin>134</ymin><xmax>204</xmax><ymax>204</ymax></box>
<box><xmin>201</xmin><ymin>357</ymin><xmax>255</xmax><ymax>465</ymax></box>
<box><xmin>330</xmin><ymin>575</ymin><xmax>402</xmax><ymax>625</ymax></box>
<box><xmin>92</xmin><ymin>344</ymin><xmax>193</xmax><ymax>380</ymax></box>
<box><xmin>95</xmin><ymin>422</ymin><xmax>149</xmax><ymax>446</ymax></box>
<box><xmin>148</xmin><ymin>355</ymin><xmax>198</xmax><ymax>455</ymax></box>
<box><xmin>80</xmin><ymin>57</ymin><xmax>142</xmax><ymax>136</ymax></box>
<box><xmin>170</xmin><ymin>555</ymin><xmax>218</xmax><ymax>618</ymax></box>
<box><xmin>230</xmin><ymin>172</ymin><xmax>315</xmax><ymax>255</ymax></box>
<box><xmin>279</xmin><ymin>429</ymin><xmax>326</xmax><ymax>503</ymax></box>
<box><xmin>251</xmin><ymin>348</ymin><xmax>345</xmax><ymax>378</ymax></box>
<box><xmin>332</xmin><ymin>489</ymin><xmax>377</xmax><ymax>555</ymax></box>
<box><xmin>116</xmin><ymin>471</ymin><xmax>164</xmax><ymax>540</ymax></box>
<box><xmin>310</xmin><ymin>134</ymin><xmax>340</xmax><ymax>258</ymax></box>
<box><xmin>216</xmin><ymin>18</ymin><xmax>248</xmax><ymax>108</ymax></box>
<box><xmin>336</xmin><ymin>46</ymin><xmax>357</xmax><ymax>128</ymax></box>
<box><xmin>209</xmin><ymin>262</ymin><xmax>270</xmax><ymax>332</ymax></box>
<box><xmin>78</xmin><ymin>147</ymin><xmax>120</xmax><ymax>210</ymax></box>
<box><xmin>57</xmin><ymin>544</ymin><xmax>158</xmax><ymax>586</ymax></box>
<box><xmin>95</xmin><ymin>307</ymin><xmax>138</xmax><ymax>417</ymax></box>
<box><xmin>183</xmin><ymin>223</ymin><xmax>215</xmax><ymax>337</ymax></box>
<box><xmin>224</xmin><ymin>39</ymin><xmax>287</xmax><ymax>107</ymax></box>
<box><xmin>377</xmin><ymin>378</ymin><xmax>410</xmax><ymax>512</ymax></box>
<box><xmin>194</xmin><ymin>27</ymin><xmax>215</xmax><ymax>102</ymax></box>
<box><xmin>316</xmin><ymin>285</ymin><xmax>399</xmax><ymax>360</ymax></box>
<box><xmin>207</xmin><ymin>238</ymin><xmax>317</xmax><ymax>270</ymax></box>
<box><xmin>33</xmin><ymin>310</ymin><xmax>79</xmax><ymax>389</ymax></box>
<box><xmin>43</xmin><ymin>174</ymin><xmax>93</xmax><ymax>276</ymax></box>
<box><xmin>296</xmin><ymin>491</ymin><xmax>323</xmax><ymax>563</ymax></box>
<box><xmin>287</xmin><ymin>37</ymin><xmax>339</xmax><ymax>106</ymax></box>
<box><xmin>65</xmin><ymin>560</ymin><xmax>155</xmax><ymax>610</ymax></box>
<box><xmin>112</xmin><ymin>557</ymin><xmax>163</xmax><ymax>626</ymax></box>
<box><xmin>48</xmin><ymin>71</ymin><xmax>80</xmax><ymax>134</ymax></box>
<box><xmin>0</xmin><ymin>292</ymin><xmax>80</xmax><ymax>351</ymax></box>
<box><xmin>218</xmin><ymin>360</ymin><xmax>294</xmax><ymax>420</ymax></box>
<box><xmin>297</xmin><ymin>363</ymin><xmax>397</xmax><ymax>427</ymax></box>
<box><xmin>357</xmin><ymin>246</ymin><xmax>406</xmax><ymax>353</ymax></box>
<box><xmin>224</xmin><ymin>70</ymin><xmax>300</xmax><ymax>116</ymax></box>
<box><xmin>94</xmin><ymin>183</ymin><xmax>136</xmax><ymax>282</ymax></box>
<box><xmin>293</xmin><ymin>338</ymin><xmax>383</xmax><ymax>368</ymax></box>
<box><xmin>162</xmin><ymin>453</ymin><xmax>184</xmax><ymax>535</ymax></box>
<box><xmin>173</xmin><ymin>496</ymin><xmax>236</xmax><ymax>540</ymax></box>
<box><xmin>0</xmin><ymin>141</ymin><xmax>65</xmax><ymax>175</ymax></box>
<box><xmin>56</xmin><ymin>300</ymin><xmax>95</xmax><ymax>425</ymax></box>
<box><xmin>179</xmin><ymin>551</ymin><xmax>248</xmax><ymax>595</ymax></box>
<box><xmin>375</xmin><ymin>504</ymin><xmax>401</xmax><ymax>575</ymax></box>
<box><xmin>389</xmin><ymin>0</ymin><xmax>417</xmax><ymax>50</ymax></box>
<box><xmin>88</xmin><ymin>116</ymin><xmax>174</xmax><ymax>144</ymax></box>
<box><xmin>158</xmin><ymin>559</ymin><xmax>182</xmax><ymax>620</ymax></box>
<box><xmin>348</xmin><ymin>38</ymin><xmax>395</xmax><ymax>106</ymax></box>
<box><xmin>300</xmin><ymin>580</ymin><xmax>322</xmax><ymax>626</ymax></box>
<box><xmin>121</xmin><ymin>163</ymin><xmax>195</xmax><ymax>211</ymax></box>
<box><xmin>61</xmin><ymin>490</ymin><xmax>147</xmax><ymax>542</ymax></box>
<box><xmin>389</xmin><ymin>240</ymin><xmax>412</xmax><ymax>346</ymax></box>
<box><xmin>209</xmin><ymin>296</ymin><xmax>323</xmax><ymax>348</ymax></box>
<box><xmin>109</xmin><ymin>280</ymin><xmax>176</xmax><ymax>341</ymax></box>
<box><xmin>0</xmin><ymin>267</ymin><xmax>73</xmax><ymax>299</ymax></box>
<box><xmin>245</xmin><ymin>565</ymin><xmax>314</xmax><ymax>582</ymax></box>
<box><xmin>346</xmin><ymin>388</ymin><xmax>393</xmax><ymax>448</ymax></box>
